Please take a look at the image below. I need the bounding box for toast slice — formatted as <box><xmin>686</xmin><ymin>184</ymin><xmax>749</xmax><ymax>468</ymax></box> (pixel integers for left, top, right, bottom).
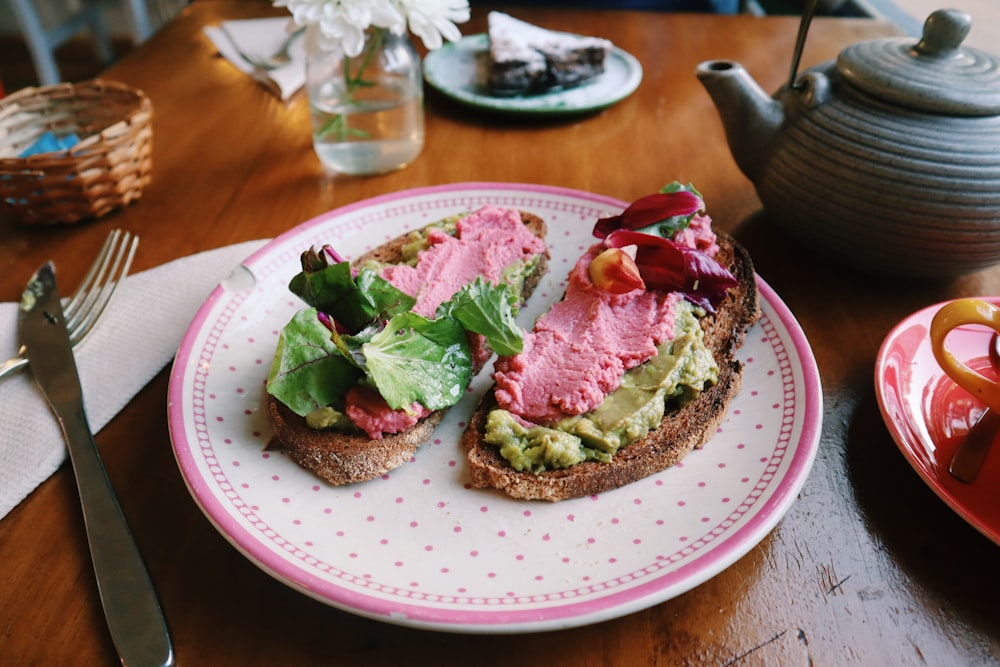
<box><xmin>267</xmin><ymin>211</ymin><xmax>549</xmax><ymax>486</ymax></box>
<box><xmin>462</xmin><ymin>232</ymin><xmax>759</xmax><ymax>501</ymax></box>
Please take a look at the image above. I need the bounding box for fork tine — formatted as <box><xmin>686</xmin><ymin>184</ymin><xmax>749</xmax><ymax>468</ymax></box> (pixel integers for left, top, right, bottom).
<box><xmin>0</xmin><ymin>230</ymin><xmax>137</xmax><ymax>383</ymax></box>
<box><xmin>67</xmin><ymin>231</ymin><xmax>139</xmax><ymax>346</ymax></box>
<box><xmin>63</xmin><ymin>229</ymin><xmax>121</xmax><ymax>323</ymax></box>
<box><xmin>64</xmin><ymin>230</ymin><xmax>128</xmax><ymax>333</ymax></box>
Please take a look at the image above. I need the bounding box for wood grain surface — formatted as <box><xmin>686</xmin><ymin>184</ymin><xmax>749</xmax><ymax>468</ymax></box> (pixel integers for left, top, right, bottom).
<box><xmin>2</xmin><ymin>2</ymin><xmax>999</xmax><ymax>665</ymax></box>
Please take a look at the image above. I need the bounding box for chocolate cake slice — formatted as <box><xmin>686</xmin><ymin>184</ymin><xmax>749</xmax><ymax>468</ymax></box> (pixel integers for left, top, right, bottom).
<box><xmin>486</xmin><ymin>12</ymin><xmax>613</xmax><ymax>96</ymax></box>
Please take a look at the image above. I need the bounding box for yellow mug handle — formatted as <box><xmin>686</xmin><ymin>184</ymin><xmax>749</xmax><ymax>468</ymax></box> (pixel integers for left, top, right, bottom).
<box><xmin>930</xmin><ymin>298</ymin><xmax>1000</xmax><ymax>411</ymax></box>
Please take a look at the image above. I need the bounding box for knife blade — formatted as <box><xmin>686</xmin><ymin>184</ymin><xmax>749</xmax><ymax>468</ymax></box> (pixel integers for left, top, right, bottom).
<box><xmin>19</xmin><ymin>262</ymin><xmax>175</xmax><ymax>667</ymax></box>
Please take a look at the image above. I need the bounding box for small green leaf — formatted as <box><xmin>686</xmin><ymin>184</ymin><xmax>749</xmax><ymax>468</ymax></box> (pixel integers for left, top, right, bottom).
<box><xmin>289</xmin><ymin>263</ymin><xmax>415</xmax><ymax>333</ymax></box>
<box><xmin>363</xmin><ymin>312</ymin><xmax>472</xmax><ymax>411</ymax></box>
<box><xmin>439</xmin><ymin>277</ymin><xmax>524</xmax><ymax>356</ymax></box>
<box><xmin>266</xmin><ymin>309</ymin><xmax>360</xmax><ymax>416</ymax></box>
<box><xmin>289</xmin><ymin>260</ymin><xmax>352</xmax><ymax>313</ymax></box>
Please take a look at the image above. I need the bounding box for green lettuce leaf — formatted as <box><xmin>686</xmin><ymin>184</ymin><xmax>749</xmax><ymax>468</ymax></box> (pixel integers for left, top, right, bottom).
<box><xmin>273</xmin><ymin>241</ymin><xmax>534</xmax><ymax>420</ymax></box>
<box><xmin>266</xmin><ymin>309</ymin><xmax>360</xmax><ymax>416</ymax></box>
<box><xmin>362</xmin><ymin>312</ymin><xmax>472</xmax><ymax>411</ymax></box>
<box><xmin>438</xmin><ymin>277</ymin><xmax>524</xmax><ymax>356</ymax></box>
<box><xmin>354</xmin><ymin>268</ymin><xmax>417</xmax><ymax>324</ymax></box>
<box><xmin>289</xmin><ymin>261</ymin><xmax>415</xmax><ymax>333</ymax></box>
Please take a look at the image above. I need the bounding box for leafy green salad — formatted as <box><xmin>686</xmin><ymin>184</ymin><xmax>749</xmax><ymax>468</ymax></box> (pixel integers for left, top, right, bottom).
<box><xmin>266</xmin><ymin>241</ymin><xmax>528</xmax><ymax>425</ymax></box>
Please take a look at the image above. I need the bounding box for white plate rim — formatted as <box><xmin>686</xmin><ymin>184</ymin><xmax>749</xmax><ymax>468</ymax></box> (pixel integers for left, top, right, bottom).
<box><xmin>167</xmin><ymin>181</ymin><xmax>822</xmax><ymax>633</ymax></box>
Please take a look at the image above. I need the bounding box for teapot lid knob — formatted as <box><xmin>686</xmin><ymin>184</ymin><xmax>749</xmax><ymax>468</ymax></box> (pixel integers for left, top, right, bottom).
<box><xmin>836</xmin><ymin>9</ymin><xmax>1000</xmax><ymax>116</ymax></box>
<box><xmin>913</xmin><ymin>8</ymin><xmax>971</xmax><ymax>56</ymax></box>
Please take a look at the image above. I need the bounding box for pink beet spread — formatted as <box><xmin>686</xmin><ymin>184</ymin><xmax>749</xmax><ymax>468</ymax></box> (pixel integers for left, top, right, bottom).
<box><xmin>345</xmin><ymin>386</ymin><xmax>431</xmax><ymax>441</ymax></box>
<box><xmin>673</xmin><ymin>213</ymin><xmax>719</xmax><ymax>255</ymax></box>
<box><xmin>347</xmin><ymin>205</ymin><xmax>545</xmax><ymax>438</ymax></box>
<box><xmin>493</xmin><ymin>245</ymin><xmax>682</xmax><ymax>422</ymax></box>
<box><xmin>380</xmin><ymin>206</ymin><xmax>546</xmax><ymax>317</ymax></box>
<box><xmin>492</xmin><ymin>215</ymin><xmax>719</xmax><ymax>424</ymax></box>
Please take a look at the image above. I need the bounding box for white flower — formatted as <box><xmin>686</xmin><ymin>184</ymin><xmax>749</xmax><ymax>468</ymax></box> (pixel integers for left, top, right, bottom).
<box><xmin>275</xmin><ymin>0</ymin><xmax>469</xmax><ymax>55</ymax></box>
<box><xmin>275</xmin><ymin>0</ymin><xmax>402</xmax><ymax>56</ymax></box>
<box><xmin>396</xmin><ymin>0</ymin><xmax>470</xmax><ymax>50</ymax></box>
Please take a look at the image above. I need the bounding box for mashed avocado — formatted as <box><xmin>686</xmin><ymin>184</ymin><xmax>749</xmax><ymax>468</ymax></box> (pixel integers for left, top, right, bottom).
<box><xmin>305</xmin><ymin>406</ymin><xmax>355</xmax><ymax>431</ymax></box>
<box><xmin>486</xmin><ymin>301</ymin><xmax>718</xmax><ymax>472</ymax></box>
<box><xmin>399</xmin><ymin>216</ymin><xmax>460</xmax><ymax>264</ymax></box>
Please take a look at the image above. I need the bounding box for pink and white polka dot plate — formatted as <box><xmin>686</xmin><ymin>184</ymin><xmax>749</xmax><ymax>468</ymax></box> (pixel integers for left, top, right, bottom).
<box><xmin>167</xmin><ymin>183</ymin><xmax>822</xmax><ymax>633</ymax></box>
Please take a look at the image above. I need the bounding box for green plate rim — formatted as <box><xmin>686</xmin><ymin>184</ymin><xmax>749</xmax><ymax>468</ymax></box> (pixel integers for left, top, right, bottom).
<box><xmin>423</xmin><ymin>33</ymin><xmax>644</xmax><ymax>115</ymax></box>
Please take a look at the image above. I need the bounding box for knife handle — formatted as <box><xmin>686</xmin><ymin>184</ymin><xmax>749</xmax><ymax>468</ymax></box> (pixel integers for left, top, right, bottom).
<box><xmin>60</xmin><ymin>404</ymin><xmax>175</xmax><ymax>667</ymax></box>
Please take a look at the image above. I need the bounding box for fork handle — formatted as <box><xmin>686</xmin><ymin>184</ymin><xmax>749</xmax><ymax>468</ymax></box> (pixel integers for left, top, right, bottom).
<box><xmin>61</xmin><ymin>404</ymin><xmax>175</xmax><ymax>667</ymax></box>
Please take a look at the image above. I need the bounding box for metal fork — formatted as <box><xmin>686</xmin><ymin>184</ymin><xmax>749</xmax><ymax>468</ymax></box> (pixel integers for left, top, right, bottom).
<box><xmin>0</xmin><ymin>229</ymin><xmax>138</xmax><ymax>381</ymax></box>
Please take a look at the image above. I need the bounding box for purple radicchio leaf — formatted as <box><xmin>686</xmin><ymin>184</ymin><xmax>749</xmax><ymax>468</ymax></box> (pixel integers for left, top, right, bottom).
<box><xmin>604</xmin><ymin>229</ymin><xmax>738</xmax><ymax>312</ymax></box>
<box><xmin>593</xmin><ymin>191</ymin><xmax>704</xmax><ymax>240</ymax></box>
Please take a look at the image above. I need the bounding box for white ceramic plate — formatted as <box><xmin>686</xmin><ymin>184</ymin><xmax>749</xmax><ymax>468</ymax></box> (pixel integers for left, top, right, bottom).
<box><xmin>167</xmin><ymin>182</ymin><xmax>822</xmax><ymax>633</ymax></box>
<box><xmin>423</xmin><ymin>34</ymin><xmax>643</xmax><ymax>114</ymax></box>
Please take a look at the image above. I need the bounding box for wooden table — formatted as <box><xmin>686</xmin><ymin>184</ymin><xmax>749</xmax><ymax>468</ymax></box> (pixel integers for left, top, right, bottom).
<box><xmin>3</xmin><ymin>2</ymin><xmax>999</xmax><ymax>665</ymax></box>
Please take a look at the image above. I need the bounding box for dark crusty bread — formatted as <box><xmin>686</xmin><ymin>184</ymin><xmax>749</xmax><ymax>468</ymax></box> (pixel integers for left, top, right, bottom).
<box><xmin>461</xmin><ymin>233</ymin><xmax>760</xmax><ymax>501</ymax></box>
<box><xmin>267</xmin><ymin>212</ymin><xmax>549</xmax><ymax>486</ymax></box>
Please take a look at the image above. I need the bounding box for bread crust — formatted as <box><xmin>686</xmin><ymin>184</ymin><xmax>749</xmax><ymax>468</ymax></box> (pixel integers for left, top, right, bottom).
<box><xmin>461</xmin><ymin>233</ymin><xmax>760</xmax><ymax>501</ymax></box>
<box><xmin>267</xmin><ymin>212</ymin><xmax>549</xmax><ymax>485</ymax></box>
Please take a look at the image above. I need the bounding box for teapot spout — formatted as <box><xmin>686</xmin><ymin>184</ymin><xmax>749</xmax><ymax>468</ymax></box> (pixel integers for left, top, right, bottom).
<box><xmin>696</xmin><ymin>60</ymin><xmax>784</xmax><ymax>183</ymax></box>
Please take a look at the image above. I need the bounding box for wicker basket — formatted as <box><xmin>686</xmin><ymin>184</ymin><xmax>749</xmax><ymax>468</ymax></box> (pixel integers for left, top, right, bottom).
<box><xmin>0</xmin><ymin>79</ymin><xmax>153</xmax><ymax>225</ymax></box>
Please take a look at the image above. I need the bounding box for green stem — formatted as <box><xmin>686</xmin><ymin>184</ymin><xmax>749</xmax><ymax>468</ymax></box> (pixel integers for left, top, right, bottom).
<box><xmin>344</xmin><ymin>29</ymin><xmax>383</xmax><ymax>92</ymax></box>
<box><xmin>317</xmin><ymin>30</ymin><xmax>383</xmax><ymax>142</ymax></box>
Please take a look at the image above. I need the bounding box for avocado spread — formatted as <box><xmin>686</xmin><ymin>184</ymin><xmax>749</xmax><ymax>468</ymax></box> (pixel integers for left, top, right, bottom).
<box><xmin>400</xmin><ymin>216</ymin><xmax>460</xmax><ymax>265</ymax></box>
<box><xmin>305</xmin><ymin>405</ymin><xmax>355</xmax><ymax>431</ymax></box>
<box><xmin>485</xmin><ymin>301</ymin><xmax>718</xmax><ymax>473</ymax></box>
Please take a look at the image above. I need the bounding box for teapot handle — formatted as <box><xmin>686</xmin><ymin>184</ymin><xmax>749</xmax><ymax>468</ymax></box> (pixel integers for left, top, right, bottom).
<box><xmin>796</xmin><ymin>71</ymin><xmax>830</xmax><ymax>108</ymax></box>
<box><xmin>788</xmin><ymin>0</ymin><xmax>822</xmax><ymax>90</ymax></box>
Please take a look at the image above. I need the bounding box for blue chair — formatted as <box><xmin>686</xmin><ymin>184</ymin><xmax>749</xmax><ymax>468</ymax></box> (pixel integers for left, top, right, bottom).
<box><xmin>7</xmin><ymin>0</ymin><xmax>188</xmax><ymax>86</ymax></box>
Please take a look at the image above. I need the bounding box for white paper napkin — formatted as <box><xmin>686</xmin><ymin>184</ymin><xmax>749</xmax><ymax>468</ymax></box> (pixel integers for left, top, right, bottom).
<box><xmin>204</xmin><ymin>18</ymin><xmax>306</xmax><ymax>100</ymax></box>
<box><xmin>0</xmin><ymin>240</ymin><xmax>269</xmax><ymax>520</ymax></box>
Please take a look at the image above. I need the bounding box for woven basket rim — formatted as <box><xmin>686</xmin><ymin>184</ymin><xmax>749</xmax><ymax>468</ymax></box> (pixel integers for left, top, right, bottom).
<box><xmin>0</xmin><ymin>78</ymin><xmax>150</xmax><ymax>115</ymax></box>
<box><xmin>0</xmin><ymin>79</ymin><xmax>151</xmax><ymax>165</ymax></box>
<box><xmin>0</xmin><ymin>78</ymin><xmax>153</xmax><ymax>225</ymax></box>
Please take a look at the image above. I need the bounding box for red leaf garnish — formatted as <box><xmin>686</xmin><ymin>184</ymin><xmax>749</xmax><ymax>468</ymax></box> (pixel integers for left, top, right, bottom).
<box><xmin>604</xmin><ymin>229</ymin><xmax>737</xmax><ymax>312</ymax></box>
<box><xmin>593</xmin><ymin>191</ymin><xmax>703</xmax><ymax>239</ymax></box>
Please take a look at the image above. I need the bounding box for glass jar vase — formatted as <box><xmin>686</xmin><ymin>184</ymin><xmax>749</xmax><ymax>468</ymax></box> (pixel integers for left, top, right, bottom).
<box><xmin>304</xmin><ymin>26</ymin><xmax>425</xmax><ymax>176</ymax></box>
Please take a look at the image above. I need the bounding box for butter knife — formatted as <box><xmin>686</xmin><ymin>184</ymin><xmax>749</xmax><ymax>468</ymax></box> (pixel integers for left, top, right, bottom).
<box><xmin>19</xmin><ymin>263</ymin><xmax>175</xmax><ymax>667</ymax></box>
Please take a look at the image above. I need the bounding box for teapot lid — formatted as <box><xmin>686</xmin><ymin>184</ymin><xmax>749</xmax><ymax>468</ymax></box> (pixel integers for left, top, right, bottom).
<box><xmin>836</xmin><ymin>9</ymin><xmax>1000</xmax><ymax>116</ymax></box>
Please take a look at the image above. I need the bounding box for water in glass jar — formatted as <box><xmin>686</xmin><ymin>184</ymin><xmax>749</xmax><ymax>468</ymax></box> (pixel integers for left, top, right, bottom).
<box><xmin>309</xmin><ymin>95</ymin><xmax>424</xmax><ymax>176</ymax></box>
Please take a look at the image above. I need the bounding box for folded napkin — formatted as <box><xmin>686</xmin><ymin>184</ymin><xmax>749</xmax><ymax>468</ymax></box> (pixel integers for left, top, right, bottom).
<box><xmin>0</xmin><ymin>240</ymin><xmax>269</xmax><ymax>520</ymax></box>
<box><xmin>204</xmin><ymin>18</ymin><xmax>306</xmax><ymax>100</ymax></box>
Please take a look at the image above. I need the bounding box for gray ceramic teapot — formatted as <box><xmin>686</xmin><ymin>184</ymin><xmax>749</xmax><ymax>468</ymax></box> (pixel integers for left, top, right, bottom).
<box><xmin>696</xmin><ymin>8</ymin><xmax>1000</xmax><ymax>279</ymax></box>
